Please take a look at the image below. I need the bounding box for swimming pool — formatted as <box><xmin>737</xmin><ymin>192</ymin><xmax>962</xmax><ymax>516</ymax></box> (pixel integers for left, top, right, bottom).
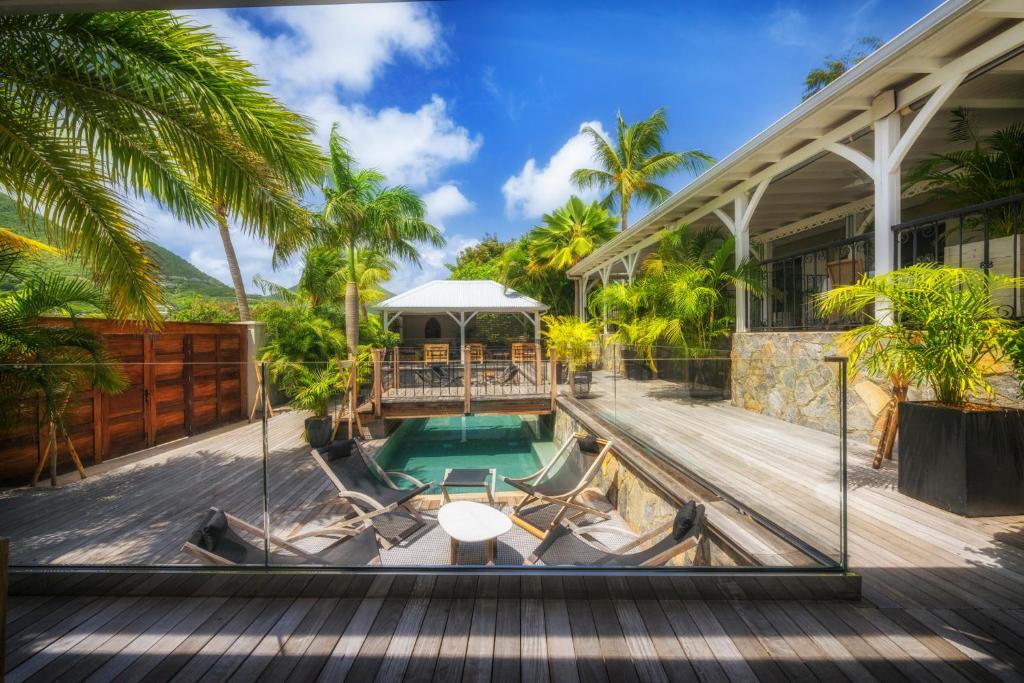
<box><xmin>374</xmin><ymin>415</ymin><xmax>557</xmax><ymax>494</ymax></box>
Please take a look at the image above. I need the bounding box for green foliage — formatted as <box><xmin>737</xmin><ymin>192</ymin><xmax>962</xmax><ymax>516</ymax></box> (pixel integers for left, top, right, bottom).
<box><xmin>167</xmin><ymin>294</ymin><xmax>239</xmax><ymax>324</ymax></box>
<box><xmin>905</xmin><ymin>108</ymin><xmax>1024</xmax><ymax>236</ymax></box>
<box><xmin>592</xmin><ymin>224</ymin><xmax>761</xmax><ymax>367</ymax></box>
<box><xmin>0</xmin><ymin>12</ymin><xmax>322</xmax><ymax>321</ymax></box>
<box><xmin>802</xmin><ymin>36</ymin><xmax>882</xmax><ymax>100</ymax></box>
<box><xmin>528</xmin><ymin>196</ymin><xmax>618</xmax><ymax>272</ymax></box>
<box><xmin>572</xmin><ymin>108</ymin><xmax>712</xmax><ymax>230</ymax></box>
<box><xmin>816</xmin><ymin>264</ymin><xmax>1022</xmax><ymax>406</ymax></box>
<box><xmin>999</xmin><ymin>327</ymin><xmax>1024</xmax><ymax>400</ymax></box>
<box><xmin>0</xmin><ymin>248</ymin><xmax>126</xmax><ymax>431</ymax></box>
<box><xmin>542</xmin><ymin>315</ymin><xmax>600</xmax><ymax>373</ymax></box>
<box><xmin>255</xmin><ymin>300</ymin><xmax>347</xmax><ymax>399</ymax></box>
<box><xmin>498</xmin><ymin>238</ymin><xmax>576</xmax><ymax>315</ymax></box>
<box><xmin>447</xmin><ymin>235</ymin><xmax>508</xmax><ymax>281</ymax></box>
<box><xmin>288</xmin><ymin>358</ymin><xmax>349</xmax><ymax>417</ymax></box>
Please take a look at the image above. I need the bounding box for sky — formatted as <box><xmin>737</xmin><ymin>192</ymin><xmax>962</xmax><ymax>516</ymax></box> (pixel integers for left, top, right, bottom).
<box><xmin>143</xmin><ymin>0</ymin><xmax>942</xmax><ymax>295</ymax></box>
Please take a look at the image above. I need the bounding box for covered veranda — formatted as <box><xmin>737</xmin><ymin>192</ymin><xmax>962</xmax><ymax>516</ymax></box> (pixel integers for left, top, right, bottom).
<box><xmin>372</xmin><ymin>279</ymin><xmax>548</xmax><ymax>361</ymax></box>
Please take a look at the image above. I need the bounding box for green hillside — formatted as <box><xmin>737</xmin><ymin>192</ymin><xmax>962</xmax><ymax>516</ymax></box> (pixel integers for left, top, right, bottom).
<box><xmin>0</xmin><ymin>194</ymin><xmax>234</xmax><ymax>298</ymax></box>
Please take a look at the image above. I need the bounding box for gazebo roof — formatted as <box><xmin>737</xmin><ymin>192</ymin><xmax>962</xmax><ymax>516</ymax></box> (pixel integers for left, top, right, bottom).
<box><xmin>371</xmin><ymin>280</ymin><xmax>548</xmax><ymax>314</ymax></box>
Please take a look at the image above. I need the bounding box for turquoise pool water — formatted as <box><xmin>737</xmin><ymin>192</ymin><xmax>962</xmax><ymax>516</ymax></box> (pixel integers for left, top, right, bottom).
<box><xmin>374</xmin><ymin>415</ymin><xmax>557</xmax><ymax>493</ymax></box>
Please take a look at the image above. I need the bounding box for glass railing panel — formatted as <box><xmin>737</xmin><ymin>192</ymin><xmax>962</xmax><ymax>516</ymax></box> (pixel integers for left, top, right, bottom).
<box><xmin>0</xmin><ymin>359</ymin><xmax>267</xmax><ymax>567</ymax></box>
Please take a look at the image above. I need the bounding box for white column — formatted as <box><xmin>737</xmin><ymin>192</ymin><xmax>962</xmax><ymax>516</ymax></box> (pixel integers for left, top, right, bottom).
<box><xmin>873</xmin><ymin>110</ymin><xmax>901</xmax><ymax>283</ymax></box>
<box><xmin>580</xmin><ymin>274</ymin><xmax>589</xmax><ymax>321</ymax></box>
<box><xmin>533</xmin><ymin>312</ymin><xmax>541</xmax><ymax>343</ymax></box>
<box><xmin>733</xmin><ymin>194</ymin><xmax>750</xmax><ymax>334</ymax></box>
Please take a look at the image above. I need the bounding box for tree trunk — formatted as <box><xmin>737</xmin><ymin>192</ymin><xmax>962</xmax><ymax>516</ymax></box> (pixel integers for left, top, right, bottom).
<box><xmin>345</xmin><ymin>280</ymin><xmax>359</xmax><ymax>354</ymax></box>
<box><xmin>215</xmin><ymin>206</ymin><xmax>251</xmax><ymax>321</ymax></box>
<box><xmin>620</xmin><ymin>200</ymin><xmax>629</xmax><ymax>232</ymax></box>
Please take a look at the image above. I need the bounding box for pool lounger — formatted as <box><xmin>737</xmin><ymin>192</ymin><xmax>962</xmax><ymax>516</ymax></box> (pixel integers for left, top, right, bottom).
<box><xmin>525</xmin><ymin>501</ymin><xmax>706</xmax><ymax>567</ymax></box>
<box><xmin>182</xmin><ymin>507</ymin><xmax>382</xmax><ymax>566</ymax></box>
<box><xmin>293</xmin><ymin>438</ymin><xmax>433</xmax><ymax>549</ymax></box>
<box><xmin>504</xmin><ymin>432</ymin><xmax>614</xmax><ymax>539</ymax></box>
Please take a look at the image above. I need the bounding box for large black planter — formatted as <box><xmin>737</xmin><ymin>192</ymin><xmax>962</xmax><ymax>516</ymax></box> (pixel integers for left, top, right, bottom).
<box><xmin>304</xmin><ymin>415</ymin><xmax>333</xmax><ymax>448</ymax></box>
<box><xmin>899</xmin><ymin>402</ymin><xmax>1024</xmax><ymax>516</ymax></box>
<box><xmin>571</xmin><ymin>370</ymin><xmax>592</xmax><ymax>398</ymax></box>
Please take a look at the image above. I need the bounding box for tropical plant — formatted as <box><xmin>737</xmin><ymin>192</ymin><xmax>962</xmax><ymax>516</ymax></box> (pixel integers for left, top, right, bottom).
<box><xmin>0</xmin><ymin>248</ymin><xmax>126</xmax><ymax>432</ymax></box>
<box><xmin>542</xmin><ymin>315</ymin><xmax>600</xmax><ymax>377</ymax></box>
<box><xmin>0</xmin><ymin>11</ymin><xmax>322</xmax><ymax>321</ymax></box>
<box><xmin>816</xmin><ymin>264</ymin><xmax>1022</xmax><ymax>406</ymax></box>
<box><xmin>256</xmin><ymin>300</ymin><xmax>347</xmax><ymax>398</ymax></box>
<box><xmin>591</xmin><ymin>225</ymin><xmax>763</xmax><ymax>367</ymax></box>
<box><xmin>527</xmin><ymin>196</ymin><xmax>618</xmax><ymax>272</ymax></box>
<box><xmin>447</xmin><ymin>234</ymin><xmax>509</xmax><ymax>281</ymax></box>
<box><xmin>802</xmin><ymin>36</ymin><xmax>882</xmax><ymax>99</ymax></box>
<box><xmin>497</xmin><ymin>238</ymin><xmax>575</xmax><ymax>314</ymax></box>
<box><xmin>290</xmin><ymin>127</ymin><xmax>443</xmax><ymax>352</ymax></box>
<box><xmin>289</xmin><ymin>358</ymin><xmax>349</xmax><ymax>418</ymax></box>
<box><xmin>999</xmin><ymin>326</ymin><xmax>1024</xmax><ymax>400</ymax></box>
<box><xmin>167</xmin><ymin>294</ymin><xmax>238</xmax><ymax>324</ymax></box>
<box><xmin>572</xmin><ymin>109</ymin><xmax>713</xmax><ymax>231</ymax></box>
<box><xmin>905</xmin><ymin>108</ymin><xmax>1024</xmax><ymax>236</ymax></box>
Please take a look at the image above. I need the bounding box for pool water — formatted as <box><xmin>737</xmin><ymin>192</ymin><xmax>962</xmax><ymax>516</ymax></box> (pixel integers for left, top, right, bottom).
<box><xmin>374</xmin><ymin>415</ymin><xmax>557</xmax><ymax>493</ymax></box>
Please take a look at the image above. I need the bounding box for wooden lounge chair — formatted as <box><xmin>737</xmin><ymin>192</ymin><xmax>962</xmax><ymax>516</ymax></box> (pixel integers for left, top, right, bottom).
<box><xmin>182</xmin><ymin>507</ymin><xmax>381</xmax><ymax>566</ymax></box>
<box><xmin>504</xmin><ymin>433</ymin><xmax>614</xmax><ymax>538</ymax></box>
<box><xmin>431</xmin><ymin>363</ymin><xmax>462</xmax><ymax>387</ymax></box>
<box><xmin>487</xmin><ymin>363</ymin><xmax>519</xmax><ymax>386</ymax></box>
<box><xmin>526</xmin><ymin>502</ymin><xmax>706</xmax><ymax>567</ymax></box>
<box><xmin>297</xmin><ymin>438</ymin><xmax>432</xmax><ymax>548</ymax></box>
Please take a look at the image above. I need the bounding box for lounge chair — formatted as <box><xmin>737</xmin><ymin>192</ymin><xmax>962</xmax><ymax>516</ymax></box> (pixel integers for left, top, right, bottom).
<box><xmin>431</xmin><ymin>363</ymin><xmax>462</xmax><ymax>387</ymax></box>
<box><xmin>526</xmin><ymin>501</ymin><xmax>706</xmax><ymax>567</ymax></box>
<box><xmin>488</xmin><ymin>363</ymin><xmax>519</xmax><ymax>386</ymax></box>
<box><xmin>182</xmin><ymin>507</ymin><xmax>381</xmax><ymax>566</ymax></box>
<box><xmin>504</xmin><ymin>433</ymin><xmax>614</xmax><ymax>538</ymax></box>
<box><xmin>296</xmin><ymin>438</ymin><xmax>432</xmax><ymax>548</ymax></box>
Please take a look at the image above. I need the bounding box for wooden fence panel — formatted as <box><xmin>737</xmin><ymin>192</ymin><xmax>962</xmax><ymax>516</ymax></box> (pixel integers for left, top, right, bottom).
<box><xmin>0</xmin><ymin>320</ymin><xmax>247</xmax><ymax>486</ymax></box>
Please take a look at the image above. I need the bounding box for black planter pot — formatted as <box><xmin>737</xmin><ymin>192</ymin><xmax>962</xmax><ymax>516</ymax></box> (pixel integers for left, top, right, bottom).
<box><xmin>898</xmin><ymin>402</ymin><xmax>1024</xmax><ymax>516</ymax></box>
<box><xmin>571</xmin><ymin>370</ymin><xmax>592</xmax><ymax>398</ymax></box>
<box><xmin>304</xmin><ymin>415</ymin><xmax>333</xmax><ymax>448</ymax></box>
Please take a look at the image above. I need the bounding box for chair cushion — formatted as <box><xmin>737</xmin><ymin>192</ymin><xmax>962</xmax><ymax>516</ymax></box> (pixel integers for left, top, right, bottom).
<box><xmin>577</xmin><ymin>434</ymin><xmax>600</xmax><ymax>454</ymax></box>
<box><xmin>325</xmin><ymin>439</ymin><xmax>357</xmax><ymax>461</ymax></box>
<box><xmin>672</xmin><ymin>501</ymin><xmax>699</xmax><ymax>541</ymax></box>
<box><xmin>192</xmin><ymin>508</ymin><xmax>229</xmax><ymax>551</ymax></box>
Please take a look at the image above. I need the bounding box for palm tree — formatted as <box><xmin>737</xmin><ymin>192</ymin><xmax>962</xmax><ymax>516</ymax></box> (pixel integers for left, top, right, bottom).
<box><xmin>307</xmin><ymin>127</ymin><xmax>444</xmax><ymax>351</ymax></box>
<box><xmin>527</xmin><ymin>196</ymin><xmax>618</xmax><ymax>272</ymax></box>
<box><xmin>802</xmin><ymin>36</ymin><xmax>882</xmax><ymax>100</ymax></box>
<box><xmin>572</xmin><ymin>109</ymin><xmax>713</xmax><ymax>231</ymax></box>
<box><xmin>0</xmin><ymin>12</ymin><xmax>322</xmax><ymax>321</ymax></box>
<box><xmin>0</xmin><ymin>247</ymin><xmax>126</xmax><ymax>434</ymax></box>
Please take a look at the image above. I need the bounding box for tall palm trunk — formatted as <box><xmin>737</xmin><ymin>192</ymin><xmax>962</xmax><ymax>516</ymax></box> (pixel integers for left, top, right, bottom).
<box><xmin>620</xmin><ymin>191</ymin><xmax>630</xmax><ymax>232</ymax></box>
<box><xmin>215</xmin><ymin>205</ymin><xmax>251</xmax><ymax>321</ymax></box>
<box><xmin>344</xmin><ymin>241</ymin><xmax>359</xmax><ymax>353</ymax></box>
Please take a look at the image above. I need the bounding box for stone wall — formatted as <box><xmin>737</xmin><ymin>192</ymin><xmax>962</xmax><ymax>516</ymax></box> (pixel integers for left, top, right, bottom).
<box><xmin>731</xmin><ymin>331</ymin><xmax>1021</xmax><ymax>444</ymax></box>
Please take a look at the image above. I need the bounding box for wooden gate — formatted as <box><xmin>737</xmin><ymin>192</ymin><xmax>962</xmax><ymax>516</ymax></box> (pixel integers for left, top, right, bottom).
<box><xmin>0</xmin><ymin>320</ymin><xmax>247</xmax><ymax>485</ymax></box>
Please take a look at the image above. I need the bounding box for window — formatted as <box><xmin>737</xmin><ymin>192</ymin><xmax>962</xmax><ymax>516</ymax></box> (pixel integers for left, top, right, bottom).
<box><xmin>424</xmin><ymin>317</ymin><xmax>441</xmax><ymax>339</ymax></box>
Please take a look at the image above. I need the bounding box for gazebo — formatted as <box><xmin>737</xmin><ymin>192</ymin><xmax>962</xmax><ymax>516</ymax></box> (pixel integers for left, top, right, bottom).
<box><xmin>371</xmin><ymin>280</ymin><xmax>548</xmax><ymax>353</ymax></box>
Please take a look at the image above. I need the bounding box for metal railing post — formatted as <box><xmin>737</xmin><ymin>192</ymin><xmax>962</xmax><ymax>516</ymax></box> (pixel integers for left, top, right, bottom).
<box><xmin>463</xmin><ymin>346</ymin><xmax>472</xmax><ymax>415</ymax></box>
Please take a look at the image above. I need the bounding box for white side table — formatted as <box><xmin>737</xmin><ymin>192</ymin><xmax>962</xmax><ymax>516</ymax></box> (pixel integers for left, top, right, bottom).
<box><xmin>437</xmin><ymin>500</ymin><xmax>513</xmax><ymax>565</ymax></box>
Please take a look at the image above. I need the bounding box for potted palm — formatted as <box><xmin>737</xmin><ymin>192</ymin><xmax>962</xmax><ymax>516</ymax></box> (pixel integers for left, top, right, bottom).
<box><xmin>542</xmin><ymin>315</ymin><xmax>599</xmax><ymax>398</ymax></box>
<box><xmin>289</xmin><ymin>360</ymin><xmax>348</xmax><ymax>447</ymax></box>
<box><xmin>818</xmin><ymin>264</ymin><xmax>1024</xmax><ymax>516</ymax></box>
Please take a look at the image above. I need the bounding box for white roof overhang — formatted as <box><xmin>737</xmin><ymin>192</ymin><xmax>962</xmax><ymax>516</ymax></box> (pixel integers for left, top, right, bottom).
<box><xmin>569</xmin><ymin>0</ymin><xmax>1024</xmax><ymax>279</ymax></box>
<box><xmin>370</xmin><ymin>280</ymin><xmax>549</xmax><ymax>315</ymax></box>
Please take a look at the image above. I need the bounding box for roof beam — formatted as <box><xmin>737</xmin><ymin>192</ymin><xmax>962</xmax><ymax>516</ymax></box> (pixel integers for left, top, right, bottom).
<box><xmin>882</xmin><ymin>57</ymin><xmax>952</xmax><ymax>73</ymax></box>
<box><xmin>825</xmin><ymin>142</ymin><xmax>875</xmax><ymax>179</ymax></box>
<box><xmin>977</xmin><ymin>0</ymin><xmax>1024</xmax><ymax>19</ymax></box>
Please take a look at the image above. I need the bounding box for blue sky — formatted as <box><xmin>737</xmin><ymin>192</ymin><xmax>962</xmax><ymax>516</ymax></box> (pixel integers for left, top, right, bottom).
<box><xmin>148</xmin><ymin>0</ymin><xmax>941</xmax><ymax>293</ymax></box>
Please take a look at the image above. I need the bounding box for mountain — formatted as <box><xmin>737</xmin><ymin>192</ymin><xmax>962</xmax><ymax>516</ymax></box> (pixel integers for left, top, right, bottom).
<box><xmin>0</xmin><ymin>193</ymin><xmax>234</xmax><ymax>298</ymax></box>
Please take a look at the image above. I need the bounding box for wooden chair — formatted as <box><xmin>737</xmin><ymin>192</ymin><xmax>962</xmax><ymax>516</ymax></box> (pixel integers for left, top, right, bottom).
<box><xmin>504</xmin><ymin>433</ymin><xmax>614</xmax><ymax>538</ymax></box>
<box><xmin>511</xmin><ymin>342</ymin><xmax>537</xmax><ymax>364</ymax></box>
<box><xmin>423</xmin><ymin>343</ymin><xmax>449</xmax><ymax>364</ymax></box>
<box><xmin>182</xmin><ymin>507</ymin><xmax>381</xmax><ymax>566</ymax></box>
<box><xmin>464</xmin><ymin>343</ymin><xmax>484</xmax><ymax>363</ymax></box>
<box><xmin>526</xmin><ymin>502</ymin><xmax>706</xmax><ymax>567</ymax></box>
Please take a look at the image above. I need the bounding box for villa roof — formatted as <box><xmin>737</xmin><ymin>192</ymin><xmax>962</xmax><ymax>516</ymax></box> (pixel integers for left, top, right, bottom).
<box><xmin>371</xmin><ymin>280</ymin><xmax>549</xmax><ymax>314</ymax></box>
<box><xmin>568</xmin><ymin>0</ymin><xmax>1024</xmax><ymax>279</ymax></box>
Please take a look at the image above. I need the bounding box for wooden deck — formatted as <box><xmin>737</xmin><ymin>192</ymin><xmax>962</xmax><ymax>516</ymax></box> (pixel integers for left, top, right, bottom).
<box><xmin>4</xmin><ymin>381</ymin><xmax>1024</xmax><ymax>680</ymax></box>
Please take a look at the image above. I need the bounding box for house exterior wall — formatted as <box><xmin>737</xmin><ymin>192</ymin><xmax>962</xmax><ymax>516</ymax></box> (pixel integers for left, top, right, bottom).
<box><xmin>398</xmin><ymin>314</ymin><xmax>460</xmax><ymax>344</ymax></box>
<box><xmin>731</xmin><ymin>331</ymin><xmax>1021</xmax><ymax>444</ymax></box>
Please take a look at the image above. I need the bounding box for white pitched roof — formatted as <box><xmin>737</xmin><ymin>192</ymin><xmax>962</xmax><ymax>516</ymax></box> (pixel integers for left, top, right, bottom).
<box><xmin>371</xmin><ymin>280</ymin><xmax>548</xmax><ymax>313</ymax></box>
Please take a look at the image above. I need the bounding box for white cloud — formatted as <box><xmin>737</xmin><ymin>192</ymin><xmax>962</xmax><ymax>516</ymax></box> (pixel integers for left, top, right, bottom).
<box><xmin>386</xmin><ymin>233</ymin><xmax>481</xmax><ymax>294</ymax></box>
<box><xmin>422</xmin><ymin>183</ymin><xmax>474</xmax><ymax>231</ymax></box>
<box><xmin>766</xmin><ymin>6</ymin><xmax>809</xmax><ymax>47</ymax></box>
<box><xmin>306</xmin><ymin>95</ymin><xmax>482</xmax><ymax>188</ymax></box>
<box><xmin>191</xmin><ymin>4</ymin><xmax>443</xmax><ymax>98</ymax></box>
<box><xmin>502</xmin><ymin>121</ymin><xmax>606</xmax><ymax>219</ymax></box>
